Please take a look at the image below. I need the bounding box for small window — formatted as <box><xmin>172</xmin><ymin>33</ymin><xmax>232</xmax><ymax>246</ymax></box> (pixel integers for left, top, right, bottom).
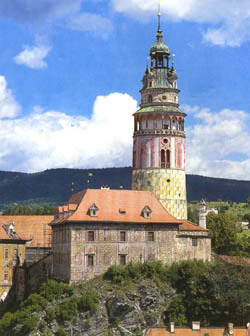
<box><xmin>120</xmin><ymin>255</ymin><xmax>126</xmax><ymax>266</ymax></box>
<box><xmin>88</xmin><ymin>231</ymin><xmax>94</xmax><ymax>242</ymax></box>
<box><xmin>4</xmin><ymin>248</ymin><xmax>8</xmax><ymax>260</ymax></box>
<box><xmin>87</xmin><ymin>255</ymin><xmax>94</xmax><ymax>266</ymax></box>
<box><xmin>162</xmin><ymin>95</ymin><xmax>167</xmax><ymax>100</ymax></box>
<box><xmin>120</xmin><ymin>231</ymin><xmax>126</xmax><ymax>242</ymax></box>
<box><xmin>4</xmin><ymin>270</ymin><xmax>8</xmax><ymax>281</ymax></box>
<box><xmin>148</xmin><ymin>232</ymin><xmax>155</xmax><ymax>242</ymax></box>
<box><xmin>88</xmin><ymin>203</ymin><xmax>99</xmax><ymax>217</ymax></box>
<box><xmin>192</xmin><ymin>238</ymin><xmax>198</xmax><ymax>246</ymax></box>
<box><xmin>142</xmin><ymin>205</ymin><xmax>152</xmax><ymax>219</ymax></box>
<box><xmin>153</xmin><ymin>121</ymin><xmax>157</xmax><ymax>129</ymax></box>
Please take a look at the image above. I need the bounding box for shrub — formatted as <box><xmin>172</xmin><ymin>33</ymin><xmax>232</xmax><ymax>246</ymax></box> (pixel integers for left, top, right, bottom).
<box><xmin>55</xmin><ymin>298</ymin><xmax>78</xmax><ymax>322</ymax></box>
<box><xmin>0</xmin><ymin>312</ymin><xmax>16</xmax><ymax>334</ymax></box>
<box><xmin>22</xmin><ymin>315</ymin><xmax>39</xmax><ymax>332</ymax></box>
<box><xmin>55</xmin><ymin>327</ymin><xmax>68</xmax><ymax>336</ymax></box>
<box><xmin>39</xmin><ymin>280</ymin><xmax>72</xmax><ymax>301</ymax></box>
<box><xmin>20</xmin><ymin>293</ymin><xmax>48</xmax><ymax>312</ymax></box>
<box><xmin>110</xmin><ymin>317</ymin><xmax>120</xmax><ymax>326</ymax></box>
<box><xmin>104</xmin><ymin>265</ymin><xmax>127</xmax><ymax>284</ymax></box>
<box><xmin>44</xmin><ymin>309</ymin><xmax>56</xmax><ymax>323</ymax></box>
<box><xmin>78</xmin><ymin>290</ymin><xmax>99</xmax><ymax>314</ymax></box>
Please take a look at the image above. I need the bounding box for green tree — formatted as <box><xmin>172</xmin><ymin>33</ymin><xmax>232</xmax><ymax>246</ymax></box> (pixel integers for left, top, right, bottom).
<box><xmin>206</xmin><ymin>213</ymin><xmax>239</xmax><ymax>255</ymax></box>
<box><xmin>164</xmin><ymin>294</ymin><xmax>187</xmax><ymax>325</ymax></box>
<box><xmin>247</xmin><ymin>196</ymin><xmax>250</xmax><ymax>207</ymax></box>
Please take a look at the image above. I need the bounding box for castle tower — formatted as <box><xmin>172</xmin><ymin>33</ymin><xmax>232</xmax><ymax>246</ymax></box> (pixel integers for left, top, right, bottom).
<box><xmin>198</xmin><ymin>199</ymin><xmax>207</xmax><ymax>229</ymax></box>
<box><xmin>132</xmin><ymin>13</ymin><xmax>187</xmax><ymax>220</ymax></box>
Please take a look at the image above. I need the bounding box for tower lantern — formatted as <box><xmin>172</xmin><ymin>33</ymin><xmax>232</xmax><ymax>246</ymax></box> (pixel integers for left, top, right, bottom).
<box><xmin>132</xmin><ymin>14</ymin><xmax>187</xmax><ymax>220</ymax></box>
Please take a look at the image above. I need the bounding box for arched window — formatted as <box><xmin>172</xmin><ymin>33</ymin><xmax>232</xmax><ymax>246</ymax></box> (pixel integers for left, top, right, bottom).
<box><xmin>161</xmin><ymin>149</ymin><xmax>165</xmax><ymax>168</ymax></box>
<box><xmin>148</xmin><ymin>95</ymin><xmax>153</xmax><ymax>103</ymax></box>
<box><xmin>166</xmin><ymin>150</ymin><xmax>170</xmax><ymax>168</ymax></box>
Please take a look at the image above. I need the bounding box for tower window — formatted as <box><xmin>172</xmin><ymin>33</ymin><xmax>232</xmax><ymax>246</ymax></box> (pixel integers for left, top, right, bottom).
<box><xmin>4</xmin><ymin>270</ymin><xmax>8</xmax><ymax>281</ymax></box>
<box><xmin>166</xmin><ymin>150</ymin><xmax>170</xmax><ymax>168</ymax></box>
<box><xmin>154</xmin><ymin>121</ymin><xmax>157</xmax><ymax>129</ymax></box>
<box><xmin>161</xmin><ymin>149</ymin><xmax>166</xmax><ymax>168</ymax></box>
<box><xmin>161</xmin><ymin>149</ymin><xmax>171</xmax><ymax>168</ymax></box>
<box><xmin>163</xmin><ymin>139</ymin><xmax>168</xmax><ymax>144</ymax></box>
<box><xmin>148</xmin><ymin>95</ymin><xmax>153</xmax><ymax>103</ymax></box>
<box><xmin>163</xmin><ymin>120</ymin><xmax>169</xmax><ymax>129</ymax></box>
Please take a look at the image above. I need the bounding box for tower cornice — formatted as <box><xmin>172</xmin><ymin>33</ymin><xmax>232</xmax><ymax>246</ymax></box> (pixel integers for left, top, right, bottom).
<box><xmin>140</xmin><ymin>87</ymin><xmax>180</xmax><ymax>94</ymax></box>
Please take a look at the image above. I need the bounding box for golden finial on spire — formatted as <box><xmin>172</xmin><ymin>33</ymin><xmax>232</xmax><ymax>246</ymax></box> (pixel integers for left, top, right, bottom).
<box><xmin>157</xmin><ymin>1</ymin><xmax>161</xmax><ymax>31</ymax></box>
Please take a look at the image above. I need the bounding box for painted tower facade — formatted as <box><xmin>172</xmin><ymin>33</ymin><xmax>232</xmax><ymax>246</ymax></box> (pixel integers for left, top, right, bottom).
<box><xmin>132</xmin><ymin>14</ymin><xmax>187</xmax><ymax>220</ymax></box>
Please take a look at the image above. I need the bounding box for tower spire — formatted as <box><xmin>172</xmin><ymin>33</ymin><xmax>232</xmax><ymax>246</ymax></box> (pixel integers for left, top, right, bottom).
<box><xmin>156</xmin><ymin>9</ymin><xmax>163</xmax><ymax>42</ymax></box>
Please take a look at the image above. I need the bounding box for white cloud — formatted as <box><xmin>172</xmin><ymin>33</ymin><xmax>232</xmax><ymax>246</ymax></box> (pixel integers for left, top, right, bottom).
<box><xmin>67</xmin><ymin>13</ymin><xmax>114</xmax><ymax>38</ymax></box>
<box><xmin>0</xmin><ymin>76</ymin><xmax>20</xmax><ymax>118</ymax></box>
<box><xmin>185</xmin><ymin>105</ymin><xmax>250</xmax><ymax>180</ymax></box>
<box><xmin>1</xmin><ymin>74</ymin><xmax>250</xmax><ymax>180</ymax></box>
<box><xmin>0</xmin><ymin>91</ymin><xmax>137</xmax><ymax>172</ymax></box>
<box><xmin>14</xmin><ymin>44</ymin><xmax>51</xmax><ymax>69</ymax></box>
<box><xmin>112</xmin><ymin>0</ymin><xmax>250</xmax><ymax>46</ymax></box>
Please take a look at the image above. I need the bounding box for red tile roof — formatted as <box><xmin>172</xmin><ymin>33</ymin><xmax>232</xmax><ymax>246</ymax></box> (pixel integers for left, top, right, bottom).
<box><xmin>180</xmin><ymin>220</ymin><xmax>207</xmax><ymax>231</ymax></box>
<box><xmin>0</xmin><ymin>216</ymin><xmax>53</xmax><ymax>247</ymax></box>
<box><xmin>146</xmin><ymin>327</ymin><xmax>249</xmax><ymax>336</ymax></box>
<box><xmin>52</xmin><ymin>189</ymin><xmax>182</xmax><ymax>225</ymax></box>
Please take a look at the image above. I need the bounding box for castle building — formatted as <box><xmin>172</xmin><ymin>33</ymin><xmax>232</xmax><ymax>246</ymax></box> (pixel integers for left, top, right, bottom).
<box><xmin>50</xmin><ymin>189</ymin><xmax>210</xmax><ymax>282</ymax></box>
<box><xmin>0</xmin><ymin>221</ymin><xmax>29</xmax><ymax>300</ymax></box>
<box><xmin>132</xmin><ymin>13</ymin><xmax>187</xmax><ymax>220</ymax></box>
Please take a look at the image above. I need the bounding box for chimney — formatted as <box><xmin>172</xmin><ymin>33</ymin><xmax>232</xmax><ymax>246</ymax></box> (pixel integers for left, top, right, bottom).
<box><xmin>192</xmin><ymin>322</ymin><xmax>200</xmax><ymax>331</ymax></box>
<box><xmin>170</xmin><ymin>322</ymin><xmax>175</xmax><ymax>333</ymax></box>
<box><xmin>228</xmin><ymin>323</ymin><xmax>234</xmax><ymax>335</ymax></box>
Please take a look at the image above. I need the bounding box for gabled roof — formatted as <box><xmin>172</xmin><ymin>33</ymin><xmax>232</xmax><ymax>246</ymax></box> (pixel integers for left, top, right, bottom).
<box><xmin>51</xmin><ymin>189</ymin><xmax>182</xmax><ymax>225</ymax></box>
<box><xmin>0</xmin><ymin>216</ymin><xmax>53</xmax><ymax>247</ymax></box>
<box><xmin>180</xmin><ymin>220</ymin><xmax>207</xmax><ymax>231</ymax></box>
<box><xmin>0</xmin><ymin>222</ymin><xmax>30</xmax><ymax>242</ymax></box>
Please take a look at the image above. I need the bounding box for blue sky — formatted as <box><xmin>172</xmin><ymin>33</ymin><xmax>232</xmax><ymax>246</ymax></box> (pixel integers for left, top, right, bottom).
<box><xmin>0</xmin><ymin>0</ymin><xmax>250</xmax><ymax>180</ymax></box>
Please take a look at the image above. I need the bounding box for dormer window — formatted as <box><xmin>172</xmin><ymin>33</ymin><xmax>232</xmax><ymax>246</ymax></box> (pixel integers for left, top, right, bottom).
<box><xmin>88</xmin><ymin>203</ymin><xmax>99</xmax><ymax>217</ymax></box>
<box><xmin>142</xmin><ymin>206</ymin><xmax>152</xmax><ymax>219</ymax></box>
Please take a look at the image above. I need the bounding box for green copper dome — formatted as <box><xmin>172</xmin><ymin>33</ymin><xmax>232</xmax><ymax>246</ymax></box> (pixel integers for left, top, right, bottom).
<box><xmin>150</xmin><ymin>41</ymin><xmax>170</xmax><ymax>55</ymax></box>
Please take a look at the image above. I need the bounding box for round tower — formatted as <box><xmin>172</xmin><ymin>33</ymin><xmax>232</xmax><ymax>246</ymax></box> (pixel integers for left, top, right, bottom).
<box><xmin>132</xmin><ymin>13</ymin><xmax>187</xmax><ymax>220</ymax></box>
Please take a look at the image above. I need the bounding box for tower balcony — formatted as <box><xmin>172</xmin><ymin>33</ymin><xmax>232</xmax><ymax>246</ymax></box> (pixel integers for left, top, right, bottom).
<box><xmin>133</xmin><ymin>129</ymin><xmax>185</xmax><ymax>137</ymax></box>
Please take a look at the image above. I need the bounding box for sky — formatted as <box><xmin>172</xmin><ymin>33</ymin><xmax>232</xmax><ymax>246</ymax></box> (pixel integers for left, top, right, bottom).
<box><xmin>0</xmin><ymin>0</ymin><xmax>250</xmax><ymax>180</ymax></box>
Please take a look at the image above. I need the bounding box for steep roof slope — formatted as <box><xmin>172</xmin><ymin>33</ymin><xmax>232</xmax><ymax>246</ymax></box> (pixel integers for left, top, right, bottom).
<box><xmin>52</xmin><ymin>189</ymin><xmax>182</xmax><ymax>225</ymax></box>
